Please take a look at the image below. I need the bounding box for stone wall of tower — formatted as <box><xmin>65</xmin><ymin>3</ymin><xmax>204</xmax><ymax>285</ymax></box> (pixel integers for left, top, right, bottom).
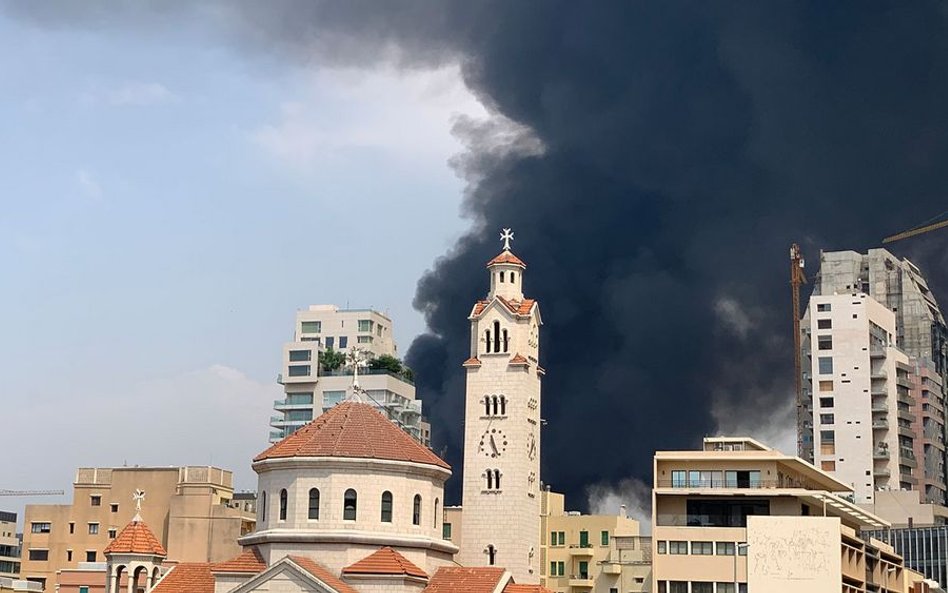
<box><xmin>458</xmin><ymin>256</ymin><xmax>542</xmax><ymax>584</ymax></box>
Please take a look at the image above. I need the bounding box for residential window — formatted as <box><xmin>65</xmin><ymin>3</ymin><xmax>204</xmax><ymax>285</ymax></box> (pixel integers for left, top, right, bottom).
<box><xmin>716</xmin><ymin>542</ymin><xmax>735</xmax><ymax>555</ymax></box>
<box><xmin>668</xmin><ymin>541</ymin><xmax>688</xmax><ymax>555</ymax></box>
<box><xmin>358</xmin><ymin>320</ymin><xmax>373</xmax><ymax>332</ymax></box>
<box><xmin>287</xmin><ymin>365</ymin><xmax>310</xmax><ymax>377</ymax></box>
<box><xmin>724</xmin><ymin>470</ymin><xmax>761</xmax><ymax>488</ymax></box>
<box><xmin>413</xmin><ymin>494</ymin><xmax>422</xmax><ymax>526</ymax></box>
<box><xmin>301</xmin><ymin>321</ymin><xmax>321</xmax><ymax>334</ymax></box>
<box><xmin>85</xmin><ymin>551</ymin><xmax>96</xmax><ymax>562</ymax></box>
<box><xmin>338</xmin><ymin>336</ymin><xmax>348</xmax><ymax>349</ymax></box>
<box><xmin>556</xmin><ymin>561</ymin><xmax>565</xmax><ymax>576</ymax></box>
<box><xmin>821</xmin><ymin>460</ymin><xmax>836</xmax><ymax>471</ymax></box>
<box><xmin>324</xmin><ymin>337</ymin><xmax>334</xmax><ymax>349</ymax></box>
<box><xmin>578</xmin><ymin>560</ymin><xmax>589</xmax><ymax>578</ymax></box>
<box><xmin>358</xmin><ymin>335</ymin><xmax>373</xmax><ymax>344</ymax></box>
<box><xmin>279</xmin><ymin>489</ymin><xmax>287</xmax><ymax>521</ymax></box>
<box><xmin>671</xmin><ymin>470</ymin><xmax>687</xmax><ymax>487</ymax></box>
<box><xmin>110</xmin><ymin>503</ymin><xmax>119</xmax><ymax>513</ymax></box>
<box><xmin>691</xmin><ymin>541</ymin><xmax>713</xmax><ymax>555</ymax></box>
<box><xmin>821</xmin><ymin>430</ymin><xmax>835</xmax><ymax>443</ymax></box>
<box><xmin>820</xmin><ymin>414</ymin><xmax>835</xmax><ymax>424</ymax></box>
<box><xmin>600</xmin><ymin>530</ymin><xmax>609</xmax><ymax>546</ymax></box>
<box><xmin>657</xmin><ymin>541</ymin><xmax>667</xmax><ymax>554</ymax></box>
<box><xmin>108</xmin><ymin>528</ymin><xmax>117</xmax><ymax>539</ymax></box>
<box><xmin>286</xmin><ymin>392</ymin><xmax>314</xmax><ymax>405</ymax></box>
<box><xmin>88</xmin><ymin>523</ymin><xmax>99</xmax><ymax>535</ymax></box>
<box><xmin>69</xmin><ymin>522</ymin><xmax>75</xmax><ymax>534</ymax></box>
<box><xmin>818</xmin><ymin>319</ymin><xmax>832</xmax><ymax>329</ymax></box>
<box><xmin>819</xmin><ymin>380</ymin><xmax>834</xmax><ymax>392</ymax></box>
<box><xmin>343</xmin><ymin>489</ymin><xmax>357</xmax><ymax>521</ymax></box>
<box><xmin>323</xmin><ymin>390</ymin><xmax>346</xmax><ymax>409</ymax></box>
<box><xmin>579</xmin><ymin>530</ymin><xmax>589</xmax><ymax>547</ymax></box>
<box><xmin>381</xmin><ymin>491</ymin><xmax>393</xmax><ymax>523</ymax></box>
<box><xmin>289</xmin><ymin>350</ymin><xmax>311</xmax><ymax>362</ymax></box>
<box><xmin>818</xmin><ymin>335</ymin><xmax>833</xmax><ymax>350</ymax></box>
<box><xmin>818</xmin><ymin>357</ymin><xmax>834</xmax><ymax>374</ymax></box>
<box><xmin>308</xmin><ymin>488</ymin><xmax>320</xmax><ymax>520</ymax></box>
<box><xmin>820</xmin><ymin>397</ymin><xmax>834</xmax><ymax>408</ymax></box>
<box><xmin>817</xmin><ymin>303</ymin><xmax>832</xmax><ymax>312</ymax></box>
<box><xmin>28</xmin><ymin>549</ymin><xmax>48</xmax><ymax>561</ymax></box>
<box><xmin>90</xmin><ymin>495</ymin><xmax>101</xmax><ymax>507</ymax></box>
<box><xmin>443</xmin><ymin>523</ymin><xmax>452</xmax><ymax>540</ymax></box>
<box><xmin>692</xmin><ymin>583</ymin><xmax>713</xmax><ymax>593</ymax></box>
<box><xmin>717</xmin><ymin>584</ymin><xmax>736</xmax><ymax>593</ymax></box>
<box><xmin>287</xmin><ymin>410</ymin><xmax>312</xmax><ymax>422</ymax></box>
<box><xmin>30</xmin><ymin>523</ymin><xmax>51</xmax><ymax>534</ymax></box>
<box><xmin>67</xmin><ymin>550</ymin><xmax>73</xmax><ymax>562</ymax></box>
<box><xmin>79</xmin><ymin>587</ymin><xmax>89</xmax><ymax>593</ymax></box>
<box><xmin>376</xmin><ymin>325</ymin><xmax>383</xmax><ymax>337</ymax></box>
<box><xmin>668</xmin><ymin>582</ymin><xmax>687</xmax><ymax>593</ymax></box>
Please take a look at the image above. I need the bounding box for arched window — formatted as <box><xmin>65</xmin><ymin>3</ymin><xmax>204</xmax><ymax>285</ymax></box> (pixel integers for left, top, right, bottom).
<box><xmin>381</xmin><ymin>491</ymin><xmax>393</xmax><ymax>523</ymax></box>
<box><xmin>486</xmin><ymin>470</ymin><xmax>493</xmax><ymax>490</ymax></box>
<box><xmin>494</xmin><ymin>469</ymin><xmax>502</xmax><ymax>489</ymax></box>
<box><xmin>487</xmin><ymin>544</ymin><xmax>497</xmax><ymax>565</ymax></box>
<box><xmin>484</xmin><ymin>396</ymin><xmax>491</xmax><ymax>416</ymax></box>
<box><xmin>344</xmin><ymin>489</ymin><xmax>357</xmax><ymax>521</ymax></box>
<box><xmin>500</xmin><ymin>271</ymin><xmax>505</xmax><ymax>283</ymax></box>
<box><xmin>485</xmin><ymin>329</ymin><xmax>492</xmax><ymax>353</ymax></box>
<box><xmin>499</xmin><ymin>395</ymin><xmax>507</xmax><ymax>416</ymax></box>
<box><xmin>412</xmin><ymin>494</ymin><xmax>422</xmax><ymax>526</ymax></box>
<box><xmin>502</xmin><ymin>329</ymin><xmax>509</xmax><ymax>352</ymax></box>
<box><xmin>260</xmin><ymin>491</ymin><xmax>267</xmax><ymax>522</ymax></box>
<box><xmin>434</xmin><ymin>498</ymin><xmax>439</xmax><ymax>528</ymax></box>
<box><xmin>279</xmin><ymin>489</ymin><xmax>288</xmax><ymax>521</ymax></box>
<box><xmin>493</xmin><ymin>321</ymin><xmax>501</xmax><ymax>353</ymax></box>
<box><xmin>308</xmin><ymin>488</ymin><xmax>320</xmax><ymax>520</ymax></box>
<box><xmin>510</xmin><ymin>272</ymin><xmax>516</xmax><ymax>282</ymax></box>
<box><xmin>491</xmin><ymin>395</ymin><xmax>498</xmax><ymax>416</ymax></box>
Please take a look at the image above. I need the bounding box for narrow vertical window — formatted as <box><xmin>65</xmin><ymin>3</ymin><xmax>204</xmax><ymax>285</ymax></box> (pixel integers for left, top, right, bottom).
<box><xmin>381</xmin><ymin>491</ymin><xmax>393</xmax><ymax>523</ymax></box>
<box><xmin>502</xmin><ymin>329</ymin><xmax>509</xmax><ymax>352</ymax></box>
<box><xmin>485</xmin><ymin>329</ymin><xmax>492</xmax><ymax>353</ymax></box>
<box><xmin>413</xmin><ymin>494</ymin><xmax>422</xmax><ymax>526</ymax></box>
<box><xmin>493</xmin><ymin>321</ymin><xmax>501</xmax><ymax>352</ymax></box>
<box><xmin>308</xmin><ymin>488</ymin><xmax>320</xmax><ymax>520</ymax></box>
<box><xmin>260</xmin><ymin>491</ymin><xmax>267</xmax><ymax>522</ymax></box>
<box><xmin>344</xmin><ymin>489</ymin><xmax>357</xmax><ymax>521</ymax></box>
<box><xmin>434</xmin><ymin>498</ymin><xmax>440</xmax><ymax>528</ymax></box>
<box><xmin>486</xmin><ymin>470</ymin><xmax>494</xmax><ymax>489</ymax></box>
<box><xmin>484</xmin><ymin>396</ymin><xmax>491</xmax><ymax>416</ymax></box>
<box><xmin>494</xmin><ymin>470</ymin><xmax>501</xmax><ymax>489</ymax></box>
<box><xmin>487</xmin><ymin>544</ymin><xmax>497</xmax><ymax>565</ymax></box>
<box><xmin>499</xmin><ymin>396</ymin><xmax>506</xmax><ymax>415</ymax></box>
<box><xmin>279</xmin><ymin>489</ymin><xmax>287</xmax><ymax>521</ymax></box>
<box><xmin>491</xmin><ymin>395</ymin><xmax>498</xmax><ymax>416</ymax></box>
<box><xmin>510</xmin><ymin>272</ymin><xmax>515</xmax><ymax>282</ymax></box>
<box><xmin>500</xmin><ymin>271</ymin><xmax>505</xmax><ymax>283</ymax></box>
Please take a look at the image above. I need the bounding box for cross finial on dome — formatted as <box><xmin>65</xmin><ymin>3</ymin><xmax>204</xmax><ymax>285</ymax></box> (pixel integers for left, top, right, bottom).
<box><xmin>500</xmin><ymin>228</ymin><xmax>514</xmax><ymax>251</ymax></box>
<box><xmin>132</xmin><ymin>489</ymin><xmax>145</xmax><ymax>521</ymax></box>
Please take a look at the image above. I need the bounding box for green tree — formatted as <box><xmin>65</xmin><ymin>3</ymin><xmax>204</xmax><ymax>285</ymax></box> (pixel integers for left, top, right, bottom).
<box><xmin>319</xmin><ymin>348</ymin><xmax>345</xmax><ymax>372</ymax></box>
<box><xmin>368</xmin><ymin>354</ymin><xmax>403</xmax><ymax>374</ymax></box>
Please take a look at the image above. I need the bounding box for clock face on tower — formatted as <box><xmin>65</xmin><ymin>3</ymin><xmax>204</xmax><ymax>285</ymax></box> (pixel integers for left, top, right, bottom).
<box><xmin>479</xmin><ymin>428</ymin><xmax>508</xmax><ymax>458</ymax></box>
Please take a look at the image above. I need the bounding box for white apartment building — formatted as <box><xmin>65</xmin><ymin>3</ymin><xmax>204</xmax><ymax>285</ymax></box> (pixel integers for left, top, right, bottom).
<box><xmin>270</xmin><ymin>305</ymin><xmax>430</xmax><ymax>445</ymax></box>
<box><xmin>0</xmin><ymin>511</ymin><xmax>19</xmax><ymax>580</ymax></box>
<box><xmin>808</xmin><ymin>293</ymin><xmax>917</xmax><ymax>504</ymax></box>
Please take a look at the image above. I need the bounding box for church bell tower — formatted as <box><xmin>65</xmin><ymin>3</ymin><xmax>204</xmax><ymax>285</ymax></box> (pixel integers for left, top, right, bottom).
<box><xmin>459</xmin><ymin>228</ymin><xmax>543</xmax><ymax>583</ymax></box>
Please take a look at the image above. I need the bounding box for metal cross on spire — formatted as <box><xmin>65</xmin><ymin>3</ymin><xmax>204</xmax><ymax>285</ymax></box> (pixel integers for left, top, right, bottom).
<box><xmin>500</xmin><ymin>228</ymin><xmax>514</xmax><ymax>251</ymax></box>
<box><xmin>345</xmin><ymin>348</ymin><xmax>369</xmax><ymax>402</ymax></box>
<box><xmin>133</xmin><ymin>489</ymin><xmax>145</xmax><ymax>511</ymax></box>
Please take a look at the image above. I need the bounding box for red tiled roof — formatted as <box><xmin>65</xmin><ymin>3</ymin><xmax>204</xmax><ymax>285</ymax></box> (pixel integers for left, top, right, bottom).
<box><xmin>211</xmin><ymin>547</ymin><xmax>266</xmax><ymax>573</ymax></box>
<box><xmin>255</xmin><ymin>402</ymin><xmax>450</xmax><ymax>470</ymax></box>
<box><xmin>151</xmin><ymin>564</ymin><xmax>214</xmax><ymax>593</ymax></box>
<box><xmin>103</xmin><ymin>519</ymin><xmax>166</xmax><ymax>556</ymax></box>
<box><xmin>463</xmin><ymin>357</ymin><xmax>482</xmax><ymax>367</ymax></box>
<box><xmin>487</xmin><ymin>250</ymin><xmax>526</xmax><ymax>268</ymax></box>
<box><xmin>423</xmin><ymin>567</ymin><xmax>506</xmax><ymax>593</ymax></box>
<box><xmin>508</xmin><ymin>353</ymin><xmax>529</xmax><ymax>365</ymax></box>
<box><xmin>505</xmin><ymin>585</ymin><xmax>554</xmax><ymax>593</ymax></box>
<box><xmin>288</xmin><ymin>555</ymin><xmax>359</xmax><ymax>593</ymax></box>
<box><xmin>342</xmin><ymin>546</ymin><xmax>428</xmax><ymax>579</ymax></box>
<box><xmin>471</xmin><ymin>297</ymin><xmax>536</xmax><ymax>318</ymax></box>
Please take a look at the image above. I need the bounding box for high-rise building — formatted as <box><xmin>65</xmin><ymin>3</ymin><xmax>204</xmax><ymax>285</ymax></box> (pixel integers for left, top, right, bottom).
<box><xmin>805</xmin><ymin>292</ymin><xmax>915</xmax><ymax>504</ymax></box>
<box><xmin>458</xmin><ymin>233</ymin><xmax>543</xmax><ymax>583</ymax></box>
<box><xmin>651</xmin><ymin>436</ymin><xmax>930</xmax><ymax>593</ymax></box>
<box><xmin>19</xmin><ymin>466</ymin><xmax>254</xmax><ymax>592</ymax></box>
<box><xmin>0</xmin><ymin>512</ymin><xmax>20</xmax><ymax>580</ymax></box>
<box><xmin>801</xmin><ymin>248</ymin><xmax>948</xmax><ymax>505</ymax></box>
<box><xmin>270</xmin><ymin>305</ymin><xmax>430</xmax><ymax>446</ymax></box>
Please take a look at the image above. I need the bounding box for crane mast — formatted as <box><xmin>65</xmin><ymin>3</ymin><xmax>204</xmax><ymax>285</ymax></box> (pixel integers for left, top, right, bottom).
<box><xmin>0</xmin><ymin>489</ymin><xmax>64</xmax><ymax>496</ymax></box>
<box><xmin>791</xmin><ymin>244</ymin><xmax>808</xmax><ymax>459</ymax></box>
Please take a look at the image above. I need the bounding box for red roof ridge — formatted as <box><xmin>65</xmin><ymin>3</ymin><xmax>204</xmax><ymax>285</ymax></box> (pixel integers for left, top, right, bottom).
<box><xmin>211</xmin><ymin>547</ymin><xmax>267</xmax><ymax>573</ymax></box>
<box><xmin>151</xmin><ymin>563</ymin><xmax>214</xmax><ymax>593</ymax></box>
<box><xmin>104</xmin><ymin>519</ymin><xmax>166</xmax><ymax>557</ymax></box>
<box><xmin>505</xmin><ymin>585</ymin><xmax>554</xmax><ymax>593</ymax></box>
<box><xmin>508</xmin><ymin>353</ymin><xmax>529</xmax><ymax>365</ymax></box>
<box><xmin>424</xmin><ymin>567</ymin><xmax>507</xmax><ymax>593</ymax></box>
<box><xmin>463</xmin><ymin>356</ymin><xmax>482</xmax><ymax>367</ymax></box>
<box><xmin>487</xmin><ymin>250</ymin><xmax>526</xmax><ymax>268</ymax></box>
<box><xmin>254</xmin><ymin>402</ymin><xmax>449</xmax><ymax>470</ymax></box>
<box><xmin>342</xmin><ymin>546</ymin><xmax>428</xmax><ymax>579</ymax></box>
<box><xmin>287</xmin><ymin>555</ymin><xmax>359</xmax><ymax>593</ymax></box>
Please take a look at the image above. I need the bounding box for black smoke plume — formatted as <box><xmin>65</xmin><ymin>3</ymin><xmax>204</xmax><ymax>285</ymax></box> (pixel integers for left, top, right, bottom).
<box><xmin>8</xmin><ymin>1</ymin><xmax>948</xmax><ymax>508</ymax></box>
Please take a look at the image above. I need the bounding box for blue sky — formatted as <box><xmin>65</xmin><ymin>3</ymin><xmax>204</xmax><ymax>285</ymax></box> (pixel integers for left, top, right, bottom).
<box><xmin>0</xmin><ymin>12</ymin><xmax>483</xmax><ymax>509</ymax></box>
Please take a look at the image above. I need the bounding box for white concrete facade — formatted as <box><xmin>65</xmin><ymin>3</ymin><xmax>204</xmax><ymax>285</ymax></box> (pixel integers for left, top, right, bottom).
<box><xmin>808</xmin><ymin>293</ymin><xmax>915</xmax><ymax>504</ymax></box>
<box><xmin>458</xmin><ymin>250</ymin><xmax>543</xmax><ymax>583</ymax></box>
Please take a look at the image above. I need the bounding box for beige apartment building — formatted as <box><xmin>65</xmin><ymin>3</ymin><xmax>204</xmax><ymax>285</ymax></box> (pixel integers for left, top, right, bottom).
<box><xmin>20</xmin><ymin>466</ymin><xmax>254</xmax><ymax>591</ymax></box>
<box><xmin>0</xmin><ymin>512</ymin><xmax>19</xmax><ymax>580</ymax></box>
<box><xmin>652</xmin><ymin>436</ymin><xmax>932</xmax><ymax>593</ymax></box>
<box><xmin>271</xmin><ymin>304</ymin><xmax>430</xmax><ymax>445</ymax></box>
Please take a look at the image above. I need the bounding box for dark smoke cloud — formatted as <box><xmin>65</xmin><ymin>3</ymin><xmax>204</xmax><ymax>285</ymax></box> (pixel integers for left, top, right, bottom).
<box><xmin>9</xmin><ymin>1</ymin><xmax>948</xmax><ymax>508</ymax></box>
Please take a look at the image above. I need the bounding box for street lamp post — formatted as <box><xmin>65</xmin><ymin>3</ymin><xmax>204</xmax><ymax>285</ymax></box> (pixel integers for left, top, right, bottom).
<box><xmin>734</xmin><ymin>543</ymin><xmax>749</xmax><ymax>593</ymax></box>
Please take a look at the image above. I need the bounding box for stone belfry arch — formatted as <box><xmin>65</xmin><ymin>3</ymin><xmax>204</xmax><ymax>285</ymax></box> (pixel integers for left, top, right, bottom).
<box><xmin>458</xmin><ymin>228</ymin><xmax>543</xmax><ymax>583</ymax></box>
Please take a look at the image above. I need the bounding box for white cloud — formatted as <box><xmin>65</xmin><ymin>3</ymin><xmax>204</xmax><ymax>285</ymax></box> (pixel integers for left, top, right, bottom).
<box><xmin>5</xmin><ymin>365</ymin><xmax>279</xmax><ymax>510</ymax></box>
<box><xmin>252</xmin><ymin>64</ymin><xmax>489</xmax><ymax>170</ymax></box>
<box><xmin>80</xmin><ymin>82</ymin><xmax>180</xmax><ymax>107</ymax></box>
<box><xmin>586</xmin><ymin>477</ymin><xmax>653</xmax><ymax>534</ymax></box>
<box><xmin>76</xmin><ymin>168</ymin><xmax>103</xmax><ymax>201</ymax></box>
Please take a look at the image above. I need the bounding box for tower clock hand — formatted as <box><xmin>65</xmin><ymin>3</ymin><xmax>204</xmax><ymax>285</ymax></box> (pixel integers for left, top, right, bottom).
<box><xmin>490</xmin><ymin>435</ymin><xmax>498</xmax><ymax>453</ymax></box>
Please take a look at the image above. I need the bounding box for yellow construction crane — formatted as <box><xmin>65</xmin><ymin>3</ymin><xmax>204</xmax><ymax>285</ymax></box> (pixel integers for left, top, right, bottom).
<box><xmin>0</xmin><ymin>489</ymin><xmax>64</xmax><ymax>496</ymax></box>
<box><xmin>791</xmin><ymin>243</ymin><xmax>808</xmax><ymax>458</ymax></box>
<box><xmin>883</xmin><ymin>211</ymin><xmax>948</xmax><ymax>244</ymax></box>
